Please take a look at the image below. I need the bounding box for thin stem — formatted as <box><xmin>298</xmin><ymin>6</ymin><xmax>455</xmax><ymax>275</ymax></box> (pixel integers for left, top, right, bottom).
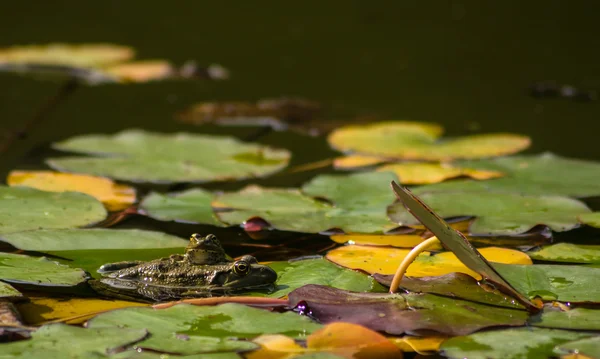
<box><xmin>389</xmin><ymin>236</ymin><xmax>440</xmax><ymax>294</ymax></box>
<box><xmin>153</xmin><ymin>296</ymin><xmax>289</xmax><ymax>309</ymax></box>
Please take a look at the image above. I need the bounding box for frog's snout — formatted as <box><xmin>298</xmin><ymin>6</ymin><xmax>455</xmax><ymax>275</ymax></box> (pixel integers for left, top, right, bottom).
<box><xmin>259</xmin><ymin>265</ymin><xmax>278</xmax><ymax>284</ymax></box>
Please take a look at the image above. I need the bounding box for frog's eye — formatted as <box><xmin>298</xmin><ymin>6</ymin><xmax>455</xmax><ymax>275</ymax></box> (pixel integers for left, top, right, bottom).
<box><xmin>233</xmin><ymin>260</ymin><xmax>251</xmax><ymax>276</ymax></box>
<box><xmin>190</xmin><ymin>233</ymin><xmax>203</xmax><ymax>243</ymax></box>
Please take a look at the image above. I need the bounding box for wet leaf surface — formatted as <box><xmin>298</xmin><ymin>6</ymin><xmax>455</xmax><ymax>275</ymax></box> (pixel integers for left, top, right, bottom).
<box><xmin>17</xmin><ymin>296</ymin><xmax>146</xmax><ymax>325</ymax></box>
<box><xmin>288</xmin><ymin>284</ymin><xmax>528</xmax><ymax>336</ymax></box>
<box><xmin>529</xmin><ymin>307</ymin><xmax>600</xmax><ymax>330</ymax></box>
<box><xmin>326</xmin><ymin>245</ymin><xmax>531</xmax><ymax>278</ymax></box>
<box><xmin>376</xmin><ymin>162</ymin><xmax>503</xmax><ymax>184</ymax></box>
<box><xmin>139</xmin><ymin>189</ymin><xmax>224</xmax><ymax>226</ymax></box>
<box><xmin>0</xmin><ymin>228</ymin><xmax>186</xmax><ymax>251</ymax></box>
<box><xmin>7</xmin><ymin>170</ymin><xmax>136</xmax><ymax>212</ymax></box>
<box><xmin>0</xmin><ymin>252</ymin><xmax>88</xmax><ymax>287</ymax></box>
<box><xmin>216</xmin><ymin>172</ymin><xmax>399</xmax><ymax>234</ymax></box>
<box><xmin>247</xmin><ymin>322</ymin><xmax>402</xmax><ymax>359</ymax></box>
<box><xmin>413</xmin><ymin>153</ymin><xmax>600</xmax><ymax>197</ymax></box>
<box><xmin>554</xmin><ymin>337</ymin><xmax>600</xmax><ymax>359</ymax></box>
<box><xmin>47</xmin><ymin>129</ymin><xmax>291</xmax><ymax>184</ymax></box>
<box><xmin>0</xmin><ymin>186</ymin><xmax>107</xmax><ymax>234</ymax></box>
<box><xmin>528</xmin><ymin>243</ymin><xmax>600</xmax><ymax>264</ymax></box>
<box><xmin>328</xmin><ymin>121</ymin><xmax>530</xmax><ymax>160</ymax></box>
<box><xmin>494</xmin><ymin>263</ymin><xmax>600</xmax><ymax>302</ymax></box>
<box><xmin>88</xmin><ymin>303</ymin><xmax>322</xmax><ymax>354</ymax></box>
<box><xmin>373</xmin><ymin>272</ymin><xmax>524</xmax><ymax>309</ymax></box>
<box><xmin>440</xmin><ymin>327</ymin><xmax>594</xmax><ymax>359</ymax></box>
<box><xmin>0</xmin><ymin>323</ymin><xmax>148</xmax><ymax>358</ymax></box>
<box><xmin>388</xmin><ymin>191</ymin><xmax>590</xmax><ymax>236</ymax></box>
<box><xmin>259</xmin><ymin>258</ymin><xmax>384</xmax><ymax>298</ymax></box>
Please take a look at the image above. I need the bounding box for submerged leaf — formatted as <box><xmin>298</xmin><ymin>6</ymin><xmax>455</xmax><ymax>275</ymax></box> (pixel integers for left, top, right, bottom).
<box><xmin>0</xmin><ymin>323</ymin><xmax>147</xmax><ymax>358</ymax></box>
<box><xmin>140</xmin><ymin>189</ymin><xmax>224</xmax><ymax>226</ymax></box>
<box><xmin>260</xmin><ymin>258</ymin><xmax>384</xmax><ymax>298</ymax></box>
<box><xmin>0</xmin><ymin>252</ymin><xmax>88</xmax><ymax>287</ymax></box>
<box><xmin>413</xmin><ymin>153</ymin><xmax>600</xmax><ymax>197</ymax></box>
<box><xmin>440</xmin><ymin>327</ymin><xmax>594</xmax><ymax>359</ymax></box>
<box><xmin>288</xmin><ymin>285</ymin><xmax>528</xmax><ymax>336</ymax></box>
<box><xmin>88</xmin><ymin>303</ymin><xmax>321</xmax><ymax>354</ymax></box>
<box><xmin>216</xmin><ymin>172</ymin><xmax>399</xmax><ymax>234</ymax></box>
<box><xmin>7</xmin><ymin>170</ymin><xmax>135</xmax><ymax>211</ymax></box>
<box><xmin>388</xmin><ymin>191</ymin><xmax>590</xmax><ymax>236</ymax></box>
<box><xmin>0</xmin><ymin>186</ymin><xmax>106</xmax><ymax>234</ymax></box>
<box><xmin>328</xmin><ymin>121</ymin><xmax>530</xmax><ymax>160</ymax></box>
<box><xmin>376</xmin><ymin>162</ymin><xmax>503</xmax><ymax>184</ymax></box>
<box><xmin>0</xmin><ymin>228</ymin><xmax>186</xmax><ymax>252</ymax></box>
<box><xmin>47</xmin><ymin>129</ymin><xmax>290</xmax><ymax>184</ymax></box>
<box><xmin>326</xmin><ymin>245</ymin><xmax>531</xmax><ymax>278</ymax></box>
<box><xmin>528</xmin><ymin>243</ymin><xmax>600</xmax><ymax>264</ymax></box>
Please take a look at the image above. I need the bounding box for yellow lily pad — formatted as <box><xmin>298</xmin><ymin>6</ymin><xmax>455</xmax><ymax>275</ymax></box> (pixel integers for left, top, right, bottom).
<box><xmin>391</xmin><ymin>336</ymin><xmax>447</xmax><ymax>354</ymax></box>
<box><xmin>247</xmin><ymin>322</ymin><xmax>402</xmax><ymax>359</ymax></box>
<box><xmin>7</xmin><ymin>170</ymin><xmax>136</xmax><ymax>211</ymax></box>
<box><xmin>17</xmin><ymin>296</ymin><xmax>146</xmax><ymax>325</ymax></box>
<box><xmin>376</xmin><ymin>162</ymin><xmax>503</xmax><ymax>184</ymax></box>
<box><xmin>0</xmin><ymin>43</ymin><xmax>134</xmax><ymax>68</ymax></box>
<box><xmin>330</xmin><ymin>234</ymin><xmax>436</xmax><ymax>248</ymax></box>
<box><xmin>328</xmin><ymin>121</ymin><xmax>530</xmax><ymax>161</ymax></box>
<box><xmin>333</xmin><ymin>155</ymin><xmax>388</xmax><ymax>169</ymax></box>
<box><xmin>325</xmin><ymin>245</ymin><xmax>532</xmax><ymax>279</ymax></box>
<box><xmin>103</xmin><ymin>60</ymin><xmax>174</xmax><ymax>83</ymax></box>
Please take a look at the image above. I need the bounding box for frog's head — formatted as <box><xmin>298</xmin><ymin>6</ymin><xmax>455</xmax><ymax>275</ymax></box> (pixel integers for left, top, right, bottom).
<box><xmin>211</xmin><ymin>255</ymin><xmax>277</xmax><ymax>291</ymax></box>
<box><xmin>185</xmin><ymin>233</ymin><xmax>227</xmax><ymax>264</ymax></box>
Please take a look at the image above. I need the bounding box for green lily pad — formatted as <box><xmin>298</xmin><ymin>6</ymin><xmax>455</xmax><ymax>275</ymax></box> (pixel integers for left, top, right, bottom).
<box><xmin>288</xmin><ymin>284</ymin><xmax>528</xmax><ymax>336</ymax></box>
<box><xmin>0</xmin><ymin>281</ymin><xmax>23</xmax><ymax>300</ymax></box>
<box><xmin>140</xmin><ymin>189</ymin><xmax>224</xmax><ymax>226</ymax></box>
<box><xmin>388</xmin><ymin>191</ymin><xmax>590</xmax><ymax>235</ymax></box>
<box><xmin>0</xmin><ymin>228</ymin><xmax>187</xmax><ymax>251</ymax></box>
<box><xmin>216</xmin><ymin>172</ymin><xmax>398</xmax><ymax>234</ymax></box>
<box><xmin>113</xmin><ymin>352</ymin><xmax>241</xmax><ymax>359</ymax></box>
<box><xmin>88</xmin><ymin>303</ymin><xmax>322</xmax><ymax>355</ymax></box>
<box><xmin>327</xmin><ymin>121</ymin><xmax>530</xmax><ymax>160</ymax></box>
<box><xmin>258</xmin><ymin>258</ymin><xmax>384</xmax><ymax>298</ymax></box>
<box><xmin>528</xmin><ymin>243</ymin><xmax>600</xmax><ymax>264</ymax></box>
<box><xmin>579</xmin><ymin>212</ymin><xmax>600</xmax><ymax>227</ymax></box>
<box><xmin>529</xmin><ymin>307</ymin><xmax>600</xmax><ymax>330</ymax></box>
<box><xmin>0</xmin><ymin>252</ymin><xmax>88</xmax><ymax>287</ymax></box>
<box><xmin>0</xmin><ymin>323</ymin><xmax>147</xmax><ymax>358</ymax></box>
<box><xmin>0</xmin><ymin>186</ymin><xmax>106</xmax><ymax>234</ymax></box>
<box><xmin>413</xmin><ymin>153</ymin><xmax>600</xmax><ymax>197</ymax></box>
<box><xmin>47</xmin><ymin>129</ymin><xmax>291</xmax><ymax>184</ymax></box>
<box><xmin>495</xmin><ymin>263</ymin><xmax>600</xmax><ymax>303</ymax></box>
<box><xmin>554</xmin><ymin>337</ymin><xmax>600</xmax><ymax>359</ymax></box>
<box><xmin>440</xmin><ymin>327</ymin><xmax>594</xmax><ymax>359</ymax></box>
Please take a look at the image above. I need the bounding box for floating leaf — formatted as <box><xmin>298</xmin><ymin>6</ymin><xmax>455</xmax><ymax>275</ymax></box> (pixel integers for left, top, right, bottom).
<box><xmin>0</xmin><ymin>43</ymin><xmax>134</xmax><ymax>68</ymax></box>
<box><xmin>7</xmin><ymin>170</ymin><xmax>135</xmax><ymax>211</ymax></box>
<box><xmin>103</xmin><ymin>60</ymin><xmax>174</xmax><ymax>83</ymax></box>
<box><xmin>88</xmin><ymin>303</ymin><xmax>322</xmax><ymax>355</ymax></box>
<box><xmin>329</xmin><ymin>233</ymin><xmax>429</xmax><ymax>248</ymax></box>
<box><xmin>113</xmin><ymin>352</ymin><xmax>241</xmax><ymax>359</ymax></box>
<box><xmin>17</xmin><ymin>296</ymin><xmax>146</xmax><ymax>325</ymax></box>
<box><xmin>259</xmin><ymin>258</ymin><xmax>384</xmax><ymax>298</ymax></box>
<box><xmin>0</xmin><ymin>228</ymin><xmax>186</xmax><ymax>251</ymax></box>
<box><xmin>528</xmin><ymin>243</ymin><xmax>600</xmax><ymax>264</ymax></box>
<box><xmin>326</xmin><ymin>245</ymin><xmax>531</xmax><ymax>279</ymax></box>
<box><xmin>0</xmin><ymin>186</ymin><xmax>106</xmax><ymax>234</ymax></box>
<box><xmin>0</xmin><ymin>252</ymin><xmax>88</xmax><ymax>287</ymax></box>
<box><xmin>390</xmin><ymin>336</ymin><xmax>446</xmax><ymax>354</ymax></box>
<box><xmin>494</xmin><ymin>263</ymin><xmax>600</xmax><ymax>303</ymax></box>
<box><xmin>216</xmin><ymin>172</ymin><xmax>398</xmax><ymax>234</ymax></box>
<box><xmin>333</xmin><ymin>155</ymin><xmax>387</xmax><ymax>169</ymax></box>
<box><xmin>247</xmin><ymin>322</ymin><xmax>402</xmax><ymax>359</ymax></box>
<box><xmin>376</xmin><ymin>162</ymin><xmax>503</xmax><ymax>184</ymax></box>
<box><xmin>413</xmin><ymin>153</ymin><xmax>600</xmax><ymax>197</ymax></box>
<box><xmin>373</xmin><ymin>272</ymin><xmax>525</xmax><ymax>309</ymax></box>
<box><xmin>529</xmin><ymin>307</ymin><xmax>600</xmax><ymax>331</ymax></box>
<box><xmin>47</xmin><ymin>129</ymin><xmax>291</xmax><ymax>184</ymax></box>
<box><xmin>389</xmin><ymin>191</ymin><xmax>590</xmax><ymax>236</ymax></box>
<box><xmin>554</xmin><ymin>337</ymin><xmax>600</xmax><ymax>359</ymax></box>
<box><xmin>440</xmin><ymin>327</ymin><xmax>594</xmax><ymax>359</ymax></box>
<box><xmin>288</xmin><ymin>285</ymin><xmax>528</xmax><ymax>336</ymax></box>
<box><xmin>579</xmin><ymin>212</ymin><xmax>600</xmax><ymax>227</ymax></box>
<box><xmin>0</xmin><ymin>281</ymin><xmax>22</xmax><ymax>300</ymax></box>
<box><xmin>0</xmin><ymin>323</ymin><xmax>147</xmax><ymax>358</ymax></box>
<box><xmin>140</xmin><ymin>189</ymin><xmax>224</xmax><ymax>226</ymax></box>
<box><xmin>328</xmin><ymin>121</ymin><xmax>530</xmax><ymax>160</ymax></box>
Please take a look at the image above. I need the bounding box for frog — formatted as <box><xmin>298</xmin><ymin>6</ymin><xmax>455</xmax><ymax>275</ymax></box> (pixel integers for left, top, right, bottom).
<box><xmin>89</xmin><ymin>233</ymin><xmax>277</xmax><ymax>302</ymax></box>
